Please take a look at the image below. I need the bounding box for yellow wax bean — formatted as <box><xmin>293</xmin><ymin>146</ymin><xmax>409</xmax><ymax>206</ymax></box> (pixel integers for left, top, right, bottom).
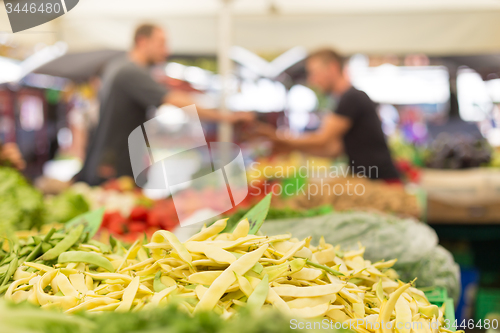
<box><xmin>290</xmin><ymin>303</ymin><xmax>330</xmax><ymax>319</ymax></box>
<box><xmin>312</xmin><ymin>248</ymin><xmax>336</xmax><ymax>266</ymax></box>
<box><xmin>352</xmin><ymin>302</ymin><xmax>365</xmax><ymax>319</ymax></box>
<box><xmin>24</xmin><ymin>262</ymin><xmax>54</xmax><ymax>272</ymax></box>
<box><xmin>266</xmin><ymin>287</ymin><xmax>290</xmax><ymax>314</ymax></box>
<box><xmin>116</xmin><ymin>276</ymin><xmax>140</xmax><ymax>312</ymax></box>
<box><xmin>396</xmin><ymin>296</ymin><xmax>412</xmax><ymax>333</ymax></box>
<box><xmin>13</xmin><ymin>267</ymin><xmax>32</xmax><ymax>281</ymax></box>
<box><xmin>235</xmin><ymin>273</ymin><xmax>253</xmax><ymax>297</ymax></box>
<box><xmin>150</xmin><ymin>230</ymin><xmax>192</xmax><ymax>264</ymax></box>
<box><xmin>5</xmin><ymin>274</ymin><xmax>35</xmax><ymax>301</ymax></box>
<box><xmin>340</xmin><ymin>289</ymin><xmax>362</xmax><ymax>304</ymax></box>
<box><xmin>378</xmin><ymin>283</ymin><xmax>411</xmax><ymax>333</ymax></box>
<box><xmin>160</xmin><ymin>275</ymin><xmax>176</xmax><ymax>287</ymax></box>
<box><xmin>372</xmin><ymin>259</ymin><xmax>397</xmax><ymax>269</ymax></box>
<box><xmin>418</xmin><ymin>304</ymin><xmax>440</xmax><ymax>319</ymax></box>
<box><xmin>116</xmin><ymin>239</ymin><xmax>142</xmax><ymax>271</ymax></box>
<box><xmin>272</xmin><ymin>283</ymin><xmax>344</xmax><ymax>298</ymax></box>
<box><xmin>294</xmin><ymin>247</ymin><xmax>313</xmax><ymax>260</ymax></box>
<box><xmin>291</xmin><ymin>267</ymin><xmax>322</xmax><ymax>281</ymax></box>
<box><xmin>11</xmin><ymin>290</ymin><xmax>30</xmax><ymax>303</ymax></box>
<box><xmin>85</xmin><ymin>275</ymin><xmax>93</xmax><ymax>291</ymax></box>
<box><xmin>286</xmin><ymin>294</ymin><xmax>337</xmax><ymax>309</ymax></box>
<box><xmin>272</xmin><ymin>241</ymin><xmax>294</xmax><ymax>253</ymax></box>
<box><xmin>187</xmin><ymin>235</ymin><xmax>264</xmax><ymax>251</ymax></box>
<box><xmin>88</xmin><ymin>303</ymin><xmax>120</xmax><ymax>312</ymax></box>
<box><xmin>186</xmin><ymin>243</ymin><xmax>236</xmax><ymax>264</ymax></box>
<box><xmin>194</xmin><ymin>244</ymin><xmax>268</xmax><ymax>313</ymax></box>
<box><xmin>119</xmin><ymin>258</ymin><xmax>154</xmax><ymax>272</ymax></box>
<box><xmin>187</xmin><ymin>219</ymin><xmax>227</xmax><ymax>242</ymax></box>
<box><xmin>84</xmin><ymin>272</ymin><xmax>133</xmax><ymax>282</ymax></box>
<box><xmin>35</xmin><ymin>270</ymin><xmax>78</xmax><ymax>310</ymax></box>
<box><xmin>56</xmin><ymin>272</ymin><xmax>79</xmax><ymax>298</ymax></box>
<box><xmin>195</xmin><ymin>285</ymin><xmax>208</xmax><ymax>300</ymax></box>
<box><xmin>150</xmin><ymin>285</ymin><xmax>177</xmax><ymax>306</ymax></box>
<box><xmin>135</xmin><ymin>263</ymin><xmax>160</xmax><ymax>277</ymax></box>
<box><xmin>188</xmin><ymin>271</ymin><xmax>223</xmax><ymax>285</ymax></box>
<box><xmin>260</xmin><ymin>240</ymin><xmax>305</xmax><ymax>264</ymax></box>
<box><xmin>343</xmin><ymin>247</ymin><xmax>365</xmax><ymax>259</ymax></box>
<box><xmin>65</xmin><ymin>297</ymin><xmax>119</xmax><ymax>314</ymax></box>
<box><xmin>231</xmin><ymin>219</ymin><xmax>249</xmax><ymax>240</ymax></box>
<box><xmin>326</xmin><ymin>308</ymin><xmax>351</xmax><ymax>322</ymax></box>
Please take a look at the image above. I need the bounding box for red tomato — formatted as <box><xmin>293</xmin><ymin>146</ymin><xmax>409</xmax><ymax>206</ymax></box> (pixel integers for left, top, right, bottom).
<box><xmin>129</xmin><ymin>206</ymin><xmax>149</xmax><ymax>221</ymax></box>
<box><xmin>128</xmin><ymin>221</ymin><xmax>147</xmax><ymax>233</ymax></box>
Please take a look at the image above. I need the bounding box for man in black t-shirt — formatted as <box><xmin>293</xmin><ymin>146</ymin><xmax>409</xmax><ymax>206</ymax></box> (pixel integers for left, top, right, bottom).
<box><xmin>78</xmin><ymin>24</ymin><xmax>252</xmax><ymax>185</ymax></box>
<box><xmin>257</xmin><ymin>49</ymin><xmax>399</xmax><ymax>180</ymax></box>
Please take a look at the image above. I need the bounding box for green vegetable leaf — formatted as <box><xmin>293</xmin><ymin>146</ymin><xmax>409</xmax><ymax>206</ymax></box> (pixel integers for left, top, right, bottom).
<box><xmin>226</xmin><ymin>193</ymin><xmax>272</xmax><ymax>235</ymax></box>
<box><xmin>65</xmin><ymin>208</ymin><xmax>105</xmax><ymax>239</ymax></box>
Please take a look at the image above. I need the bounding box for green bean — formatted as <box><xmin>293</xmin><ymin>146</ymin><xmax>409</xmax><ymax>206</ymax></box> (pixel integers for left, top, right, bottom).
<box><xmin>42</xmin><ymin>228</ymin><xmax>56</xmax><ymax>243</ymax></box>
<box><xmin>305</xmin><ymin>259</ymin><xmax>344</xmax><ymax>277</ymax></box>
<box><xmin>41</xmin><ymin>224</ymin><xmax>84</xmax><ymax>261</ymax></box>
<box><xmin>50</xmin><ymin>233</ymin><xmax>67</xmax><ymax>240</ymax></box>
<box><xmin>0</xmin><ymin>264</ymin><xmax>9</xmax><ymax>275</ymax></box>
<box><xmin>33</xmin><ymin>236</ymin><xmax>42</xmax><ymax>246</ymax></box>
<box><xmin>88</xmin><ymin>240</ymin><xmax>110</xmax><ymax>254</ymax></box>
<box><xmin>246</xmin><ymin>274</ymin><xmax>269</xmax><ymax>311</ymax></box>
<box><xmin>1</xmin><ymin>257</ymin><xmax>18</xmax><ymax>286</ymax></box>
<box><xmin>25</xmin><ymin>243</ymin><xmax>43</xmax><ymax>262</ymax></box>
<box><xmin>0</xmin><ymin>253</ymin><xmax>16</xmax><ymax>266</ymax></box>
<box><xmin>0</xmin><ymin>283</ymin><xmax>10</xmax><ymax>294</ymax></box>
<box><xmin>41</xmin><ymin>243</ymin><xmax>52</xmax><ymax>253</ymax></box>
<box><xmin>19</xmin><ymin>246</ymin><xmax>34</xmax><ymax>257</ymax></box>
<box><xmin>58</xmin><ymin>251</ymin><xmax>114</xmax><ymax>272</ymax></box>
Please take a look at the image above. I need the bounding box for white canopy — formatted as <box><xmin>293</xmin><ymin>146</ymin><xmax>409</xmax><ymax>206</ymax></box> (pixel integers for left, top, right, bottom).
<box><xmin>2</xmin><ymin>0</ymin><xmax>500</xmax><ymax>55</ymax></box>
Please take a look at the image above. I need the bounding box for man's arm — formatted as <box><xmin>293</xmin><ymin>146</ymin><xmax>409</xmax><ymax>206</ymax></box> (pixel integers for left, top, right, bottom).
<box><xmin>257</xmin><ymin>113</ymin><xmax>351</xmax><ymax>156</ymax></box>
<box><xmin>164</xmin><ymin>90</ymin><xmax>253</xmax><ymax>123</ymax></box>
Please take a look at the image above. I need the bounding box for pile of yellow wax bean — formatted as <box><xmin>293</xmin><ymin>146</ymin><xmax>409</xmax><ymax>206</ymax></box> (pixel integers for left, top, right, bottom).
<box><xmin>3</xmin><ymin>219</ymin><xmax>461</xmax><ymax>333</ymax></box>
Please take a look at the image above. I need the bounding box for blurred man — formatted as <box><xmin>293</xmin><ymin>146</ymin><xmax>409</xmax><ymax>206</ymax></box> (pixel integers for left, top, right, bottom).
<box><xmin>257</xmin><ymin>49</ymin><xmax>399</xmax><ymax>181</ymax></box>
<box><xmin>78</xmin><ymin>24</ymin><xmax>251</xmax><ymax>185</ymax></box>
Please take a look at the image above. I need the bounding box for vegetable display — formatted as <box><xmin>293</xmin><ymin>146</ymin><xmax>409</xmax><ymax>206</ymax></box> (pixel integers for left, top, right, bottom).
<box><xmin>427</xmin><ymin>133</ymin><xmax>491</xmax><ymax>169</ymax></box>
<box><xmin>44</xmin><ymin>190</ymin><xmax>90</xmax><ymax>224</ymax></box>
<box><xmin>0</xmin><ymin>300</ymin><xmax>310</xmax><ymax>333</ymax></box>
<box><xmin>0</xmin><ymin>167</ymin><xmax>45</xmax><ymax>234</ymax></box>
<box><xmin>274</xmin><ymin>177</ymin><xmax>421</xmax><ymax>218</ymax></box>
<box><xmin>0</xmin><ymin>198</ymin><xmax>460</xmax><ymax>333</ymax></box>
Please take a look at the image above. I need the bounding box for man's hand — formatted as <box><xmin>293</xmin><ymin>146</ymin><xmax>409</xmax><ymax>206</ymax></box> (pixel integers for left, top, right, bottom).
<box><xmin>1</xmin><ymin>143</ymin><xmax>26</xmax><ymax>170</ymax></box>
<box><xmin>225</xmin><ymin>111</ymin><xmax>256</xmax><ymax>124</ymax></box>
<box><xmin>252</xmin><ymin>122</ymin><xmax>279</xmax><ymax>141</ymax></box>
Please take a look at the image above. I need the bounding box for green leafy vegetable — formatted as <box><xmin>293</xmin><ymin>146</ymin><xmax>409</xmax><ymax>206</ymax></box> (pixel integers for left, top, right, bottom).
<box><xmin>0</xmin><ymin>167</ymin><xmax>44</xmax><ymax>235</ymax></box>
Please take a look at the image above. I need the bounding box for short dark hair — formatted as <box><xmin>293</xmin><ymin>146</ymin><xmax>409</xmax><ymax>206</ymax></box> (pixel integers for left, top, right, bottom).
<box><xmin>133</xmin><ymin>23</ymin><xmax>160</xmax><ymax>45</ymax></box>
<box><xmin>308</xmin><ymin>48</ymin><xmax>345</xmax><ymax>68</ymax></box>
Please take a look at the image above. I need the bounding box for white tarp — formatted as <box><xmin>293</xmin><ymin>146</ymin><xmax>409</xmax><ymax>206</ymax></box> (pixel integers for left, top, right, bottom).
<box><xmin>2</xmin><ymin>0</ymin><xmax>500</xmax><ymax>55</ymax></box>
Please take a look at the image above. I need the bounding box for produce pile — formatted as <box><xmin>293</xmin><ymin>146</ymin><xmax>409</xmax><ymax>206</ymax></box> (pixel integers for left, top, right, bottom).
<box><xmin>0</xmin><ymin>196</ymin><xmax>459</xmax><ymax>333</ymax></box>
<box><xmin>274</xmin><ymin>177</ymin><xmax>421</xmax><ymax>218</ymax></box>
<box><xmin>426</xmin><ymin>133</ymin><xmax>492</xmax><ymax>169</ymax></box>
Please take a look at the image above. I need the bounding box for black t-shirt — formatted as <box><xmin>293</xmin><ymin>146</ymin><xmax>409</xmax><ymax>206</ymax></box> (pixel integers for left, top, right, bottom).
<box><xmin>78</xmin><ymin>57</ymin><xmax>167</xmax><ymax>185</ymax></box>
<box><xmin>334</xmin><ymin>87</ymin><xmax>399</xmax><ymax>180</ymax></box>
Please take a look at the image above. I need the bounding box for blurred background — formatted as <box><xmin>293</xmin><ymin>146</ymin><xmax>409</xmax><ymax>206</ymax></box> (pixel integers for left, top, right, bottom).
<box><xmin>1</xmin><ymin>1</ymin><xmax>500</xmax><ymax>330</ymax></box>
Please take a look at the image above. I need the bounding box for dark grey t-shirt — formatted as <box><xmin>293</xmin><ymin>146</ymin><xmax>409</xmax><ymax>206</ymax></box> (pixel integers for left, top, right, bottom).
<box><xmin>78</xmin><ymin>57</ymin><xmax>167</xmax><ymax>185</ymax></box>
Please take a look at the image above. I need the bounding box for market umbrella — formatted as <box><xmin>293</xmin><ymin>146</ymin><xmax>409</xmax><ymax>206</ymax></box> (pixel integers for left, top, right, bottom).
<box><xmin>33</xmin><ymin>49</ymin><xmax>126</xmax><ymax>81</ymax></box>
